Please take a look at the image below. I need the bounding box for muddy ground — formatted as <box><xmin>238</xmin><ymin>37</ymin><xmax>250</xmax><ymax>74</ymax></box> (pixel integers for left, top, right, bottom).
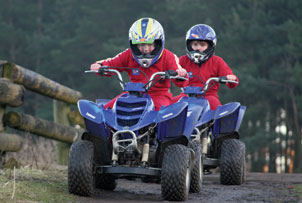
<box><xmin>76</xmin><ymin>172</ymin><xmax>302</xmax><ymax>202</ymax></box>
<box><xmin>3</xmin><ymin>137</ymin><xmax>302</xmax><ymax>202</ymax></box>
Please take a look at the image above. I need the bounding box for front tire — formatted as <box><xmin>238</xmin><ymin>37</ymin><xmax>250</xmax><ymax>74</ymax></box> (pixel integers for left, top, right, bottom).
<box><xmin>189</xmin><ymin>140</ymin><xmax>203</xmax><ymax>193</ymax></box>
<box><xmin>95</xmin><ymin>175</ymin><xmax>117</xmax><ymax>190</ymax></box>
<box><xmin>68</xmin><ymin>140</ymin><xmax>95</xmax><ymax>196</ymax></box>
<box><xmin>219</xmin><ymin>139</ymin><xmax>245</xmax><ymax>185</ymax></box>
<box><xmin>161</xmin><ymin>144</ymin><xmax>192</xmax><ymax>201</ymax></box>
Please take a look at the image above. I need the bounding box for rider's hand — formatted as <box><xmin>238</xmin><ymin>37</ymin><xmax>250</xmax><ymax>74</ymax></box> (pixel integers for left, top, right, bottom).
<box><xmin>176</xmin><ymin>68</ymin><xmax>187</xmax><ymax>77</ymax></box>
<box><xmin>90</xmin><ymin>63</ymin><xmax>101</xmax><ymax>71</ymax></box>
<box><xmin>226</xmin><ymin>74</ymin><xmax>237</xmax><ymax>81</ymax></box>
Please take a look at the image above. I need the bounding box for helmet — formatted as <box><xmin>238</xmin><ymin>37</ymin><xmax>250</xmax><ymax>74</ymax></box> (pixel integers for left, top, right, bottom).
<box><xmin>129</xmin><ymin>18</ymin><xmax>165</xmax><ymax>68</ymax></box>
<box><xmin>186</xmin><ymin>24</ymin><xmax>217</xmax><ymax>64</ymax></box>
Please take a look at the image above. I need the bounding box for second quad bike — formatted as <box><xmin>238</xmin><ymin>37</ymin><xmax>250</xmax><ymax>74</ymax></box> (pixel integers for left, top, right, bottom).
<box><xmin>177</xmin><ymin>75</ymin><xmax>246</xmax><ymax>185</ymax></box>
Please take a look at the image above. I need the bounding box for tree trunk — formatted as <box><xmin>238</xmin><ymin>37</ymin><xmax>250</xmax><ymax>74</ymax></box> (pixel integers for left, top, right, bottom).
<box><xmin>288</xmin><ymin>87</ymin><xmax>302</xmax><ymax>172</ymax></box>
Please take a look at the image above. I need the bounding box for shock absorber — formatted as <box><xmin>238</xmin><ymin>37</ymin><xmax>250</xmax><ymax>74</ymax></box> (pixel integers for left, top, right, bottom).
<box><xmin>141</xmin><ymin>136</ymin><xmax>150</xmax><ymax>167</ymax></box>
<box><xmin>201</xmin><ymin>130</ymin><xmax>208</xmax><ymax>155</ymax></box>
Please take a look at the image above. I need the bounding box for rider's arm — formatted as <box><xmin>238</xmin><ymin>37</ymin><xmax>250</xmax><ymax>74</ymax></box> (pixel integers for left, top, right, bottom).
<box><xmin>90</xmin><ymin>49</ymin><xmax>131</xmax><ymax>76</ymax></box>
<box><xmin>168</xmin><ymin>53</ymin><xmax>189</xmax><ymax>87</ymax></box>
<box><xmin>216</xmin><ymin>57</ymin><xmax>239</xmax><ymax>88</ymax></box>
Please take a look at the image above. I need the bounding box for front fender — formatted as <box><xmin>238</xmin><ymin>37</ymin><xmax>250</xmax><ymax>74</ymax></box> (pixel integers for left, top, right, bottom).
<box><xmin>214</xmin><ymin>102</ymin><xmax>241</xmax><ymax>120</ymax></box>
<box><xmin>77</xmin><ymin>100</ymin><xmax>105</xmax><ymax>124</ymax></box>
<box><xmin>183</xmin><ymin>105</ymin><xmax>203</xmax><ymax>137</ymax></box>
<box><xmin>235</xmin><ymin>105</ymin><xmax>246</xmax><ymax>132</ymax></box>
<box><xmin>156</xmin><ymin>102</ymin><xmax>188</xmax><ymax>141</ymax></box>
<box><xmin>155</xmin><ymin>102</ymin><xmax>188</xmax><ymax>123</ymax></box>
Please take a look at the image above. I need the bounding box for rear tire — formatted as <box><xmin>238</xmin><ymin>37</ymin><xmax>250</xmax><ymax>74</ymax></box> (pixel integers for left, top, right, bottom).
<box><xmin>68</xmin><ymin>140</ymin><xmax>94</xmax><ymax>196</ymax></box>
<box><xmin>161</xmin><ymin>144</ymin><xmax>192</xmax><ymax>201</ymax></box>
<box><xmin>219</xmin><ymin>139</ymin><xmax>245</xmax><ymax>185</ymax></box>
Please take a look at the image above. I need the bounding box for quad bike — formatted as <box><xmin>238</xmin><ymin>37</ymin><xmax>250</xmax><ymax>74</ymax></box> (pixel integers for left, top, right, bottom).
<box><xmin>68</xmin><ymin>67</ymin><xmax>203</xmax><ymax>201</ymax></box>
<box><xmin>177</xmin><ymin>75</ymin><xmax>246</xmax><ymax>185</ymax></box>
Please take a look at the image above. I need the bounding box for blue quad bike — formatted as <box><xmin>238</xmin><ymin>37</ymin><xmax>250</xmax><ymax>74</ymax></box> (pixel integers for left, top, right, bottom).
<box><xmin>68</xmin><ymin>67</ymin><xmax>203</xmax><ymax>201</ymax></box>
<box><xmin>178</xmin><ymin>75</ymin><xmax>246</xmax><ymax>185</ymax></box>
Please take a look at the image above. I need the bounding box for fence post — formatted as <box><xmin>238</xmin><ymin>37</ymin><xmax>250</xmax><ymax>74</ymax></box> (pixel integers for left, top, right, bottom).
<box><xmin>53</xmin><ymin>100</ymin><xmax>71</xmax><ymax>165</ymax></box>
<box><xmin>0</xmin><ymin>104</ymin><xmax>5</xmax><ymax>132</ymax></box>
<box><xmin>0</xmin><ymin>104</ymin><xmax>5</xmax><ymax>167</ymax></box>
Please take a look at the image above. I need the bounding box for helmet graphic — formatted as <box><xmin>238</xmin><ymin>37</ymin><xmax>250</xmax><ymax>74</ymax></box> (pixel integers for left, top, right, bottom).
<box><xmin>129</xmin><ymin>18</ymin><xmax>165</xmax><ymax>68</ymax></box>
<box><xmin>186</xmin><ymin>24</ymin><xmax>217</xmax><ymax>64</ymax></box>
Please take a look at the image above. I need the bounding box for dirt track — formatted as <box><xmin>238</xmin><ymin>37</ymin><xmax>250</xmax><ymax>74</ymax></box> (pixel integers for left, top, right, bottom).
<box><xmin>76</xmin><ymin>172</ymin><xmax>302</xmax><ymax>202</ymax></box>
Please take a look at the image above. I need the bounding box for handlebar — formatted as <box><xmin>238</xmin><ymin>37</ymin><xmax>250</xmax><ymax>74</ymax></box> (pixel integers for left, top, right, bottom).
<box><xmin>183</xmin><ymin>76</ymin><xmax>238</xmax><ymax>96</ymax></box>
<box><xmin>85</xmin><ymin>68</ymin><xmax>124</xmax><ymax>89</ymax></box>
<box><xmin>203</xmin><ymin>76</ymin><xmax>238</xmax><ymax>92</ymax></box>
<box><xmin>147</xmin><ymin>71</ymin><xmax>187</xmax><ymax>89</ymax></box>
<box><xmin>85</xmin><ymin>67</ymin><xmax>187</xmax><ymax>91</ymax></box>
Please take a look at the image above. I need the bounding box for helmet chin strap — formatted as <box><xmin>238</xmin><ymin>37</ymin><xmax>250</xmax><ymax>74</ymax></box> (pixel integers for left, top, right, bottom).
<box><xmin>138</xmin><ymin>58</ymin><xmax>153</xmax><ymax>68</ymax></box>
<box><xmin>142</xmin><ymin>60</ymin><xmax>149</xmax><ymax>67</ymax></box>
<box><xmin>192</xmin><ymin>52</ymin><xmax>206</xmax><ymax>64</ymax></box>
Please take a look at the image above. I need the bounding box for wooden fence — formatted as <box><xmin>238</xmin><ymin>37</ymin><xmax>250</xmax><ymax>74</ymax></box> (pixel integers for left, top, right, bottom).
<box><xmin>0</xmin><ymin>60</ymin><xmax>85</xmax><ymax>166</ymax></box>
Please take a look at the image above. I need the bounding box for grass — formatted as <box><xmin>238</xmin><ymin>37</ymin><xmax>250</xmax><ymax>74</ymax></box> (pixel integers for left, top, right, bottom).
<box><xmin>292</xmin><ymin>184</ymin><xmax>302</xmax><ymax>201</ymax></box>
<box><xmin>0</xmin><ymin>166</ymin><xmax>77</xmax><ymax>203</ymax></box>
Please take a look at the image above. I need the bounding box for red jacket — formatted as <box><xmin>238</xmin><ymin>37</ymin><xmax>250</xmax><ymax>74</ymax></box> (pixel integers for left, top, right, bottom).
<box><xmin>178</xmin><ymin>55</ymin><xmax>238</xmax><ymax>109</ymax></box>
<box><xmin>99</xmin><ymin>48</ymin><xmax>188</xmax><ymax>110</ymax></box>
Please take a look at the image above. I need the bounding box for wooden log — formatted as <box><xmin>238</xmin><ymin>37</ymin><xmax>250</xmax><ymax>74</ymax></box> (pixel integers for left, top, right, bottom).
<box><xmin>0</xmin><ymin>133</ymin><xmax>23</xmax><ymax>152</ymax></box>
<box><xmin>0</xmin><ymin>78</ymin><xmax>25</xmax><ymax>107</ymax></box>
<box><xmin>4</xmin><ymin>111</ymin><xmax>84</xmax><ymax>144</ymax></box>
<box><xmin>0</xmin><ymin>60</ymin><xmax>7</xmax><ymax>65</ymax></box>
<box><xmin>68</xmin><ymin>109</ymin><xmax>85</xmax><ymax>129</ymax></box>
<box><xmin>1</xmin><ymin>62</ymin><xmax>82</xmax><ymax>104</ymax></box>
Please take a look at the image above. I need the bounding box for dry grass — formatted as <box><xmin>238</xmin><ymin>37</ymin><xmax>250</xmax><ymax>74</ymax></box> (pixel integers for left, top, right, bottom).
<box><xmin>1</xmin><ymin>133</ymin><xmax>76</xmax><ymax>202</ymax></box>
<box><xmin>0</xmin><ymin>166</ymin><xmax>76</xmax><ymax>202</ymax></box>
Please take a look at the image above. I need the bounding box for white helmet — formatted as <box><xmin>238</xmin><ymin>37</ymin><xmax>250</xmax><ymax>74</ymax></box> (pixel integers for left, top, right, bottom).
<box><xmin>129</xmin><ymin>18</ymin><xmax>165</xmax><ymax>68</ymax></box>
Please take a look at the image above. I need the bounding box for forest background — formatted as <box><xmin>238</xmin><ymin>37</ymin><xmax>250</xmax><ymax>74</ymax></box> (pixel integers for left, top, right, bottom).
<box><xmin>0</xmin><ymin>0</ymin><xmax>301</xmax><ymax>173</ymax></box>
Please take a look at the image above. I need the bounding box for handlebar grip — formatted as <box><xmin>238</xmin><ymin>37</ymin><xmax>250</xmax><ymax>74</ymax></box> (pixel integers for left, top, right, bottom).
<box><xmin>99</xmin><ymin>66</ymin><xmax>110</xmax><ymax>69</ymax></box>
<box><xmin>166</xmin><ymin>70</ymin><xmax>177</xmax><ymax>77</ymax></box>
<box><xmin>219</xmin><ymin>76</ymin><xmax>238</xmax><ymax>84</ymax></box>
<box><xmin>219</xmin><ymin>76</ymin><xmax>227</xmax><ymax>83</ymax></box>
<box><xmin>176</xmin><ymin>77</ymin><xmax>188</xmax><ymax>81</ymax></box>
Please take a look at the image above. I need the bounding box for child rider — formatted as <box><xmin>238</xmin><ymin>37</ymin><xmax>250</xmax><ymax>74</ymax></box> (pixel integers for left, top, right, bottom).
<box><xmin>172</xmin><ymin>24</ymin><xmax>238</xmax><ymax>110</ymax></box>
<box><xmin>90</xmin><ymin>17</ymin><xmax>188</xmax><ymax>111</ymax></box>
